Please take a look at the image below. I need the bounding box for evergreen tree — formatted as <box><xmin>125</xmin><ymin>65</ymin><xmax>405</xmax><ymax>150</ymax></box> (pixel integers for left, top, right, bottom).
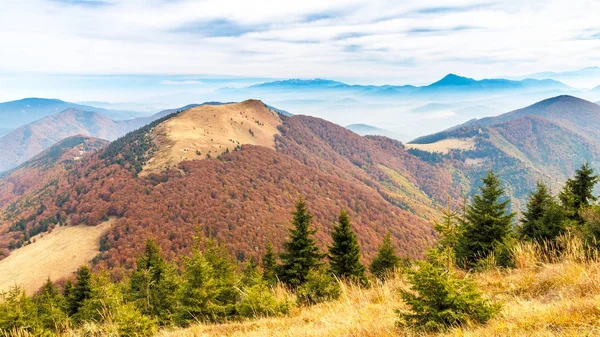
<box><xmin>177</xmin><ymin>249</ymin><xmax>221</xmax><ymax>324</ymax></box>
<box><xmin>130</xmin><ymin>239</ymin><xmax>178</xmax><ymax>325</ymax></box>
<box><xmin>456</xmin><ymin>171</ymin><xmax>515</xmax><ymax>267</ymax></box>
<box><xmin>328</xmin><ymin>209</ymin><xmax>367</xmax><ymax>284</ymax></box>
<box><xmin>369</xmin><ymin>232</ymin><xmax>400</xmax><ymax>279</ymax></box>
<box><xmin>278</xmin><ymin>197</ymin><xmax>324</xmax><ymax>288</ymax></box>
<box><xmin>241</xmin><ymin>257</ymin><xmax>261</xmax><ymax>287</ymax></box>
<box><xmin>35</xmin><ymin>278</ymin><xmax>67</xmax><ymax>331</ymax></box>
<box><xmin>261</xmin><ymin>242</ymin><xmax>278</xmax><ymax>286</ymax></box>
<box><xmin>519</xmin><ymin>182</ymin><xmax>567</xmax><ymax>241</ymax></box>
<box><xmin>68</xmin><ymin>266</ymin><xmax>92</xmax><ymax>318</ymax></box>
<box><xmin>398</xmin><ymin>260</ymin><xmax>499</xmax><ymax>331</ymax></box>
<box><xmin>559</xmin><ymin>163</ymin><xmax>599</xmax><ymax>223</ymax></box>
<box><xmin>202</xmin><ymin>238</ymin><xmax>239</xmax><ymax>314</ymax></box>
<box><xmin>431</xmin><ymin>202</ymin><xmax>462</xmax><ymax>271</ymax></box>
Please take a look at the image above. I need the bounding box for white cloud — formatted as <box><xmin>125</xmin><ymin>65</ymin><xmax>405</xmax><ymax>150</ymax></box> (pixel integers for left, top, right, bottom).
<box><xmin>0</xmin><ymin>0</ymin><xmax>599</xmax><ymax>85</ymax></box>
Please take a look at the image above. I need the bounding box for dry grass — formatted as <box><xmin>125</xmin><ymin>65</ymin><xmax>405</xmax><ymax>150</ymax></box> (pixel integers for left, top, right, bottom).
<box><xmin>143</xmin><ymin>100</ymin><xmax>282</xmax><ymax>175</ymax></box>
<box><xmin>159</xmin><ymin>237</ymin><xmax>600</xmax><ymax>337</ymax></box>
<box><xmin>0</xmin><ymin>218</ymin><xmax>114</xmax><ymax>295</ymax></box>
<box><xmin>405</xmin><ymin>138</ymin><xmax>475</xmax><ymax>154</ymax></box>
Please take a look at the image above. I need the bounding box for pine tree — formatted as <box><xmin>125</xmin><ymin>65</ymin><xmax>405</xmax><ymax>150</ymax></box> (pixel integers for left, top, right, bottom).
<box><xmin>431</xmin><ymin>202</ymin><xmax>462</xmax><ymax>271</ymax></box>
<box><xmin>559</xmin><ymin>163</ymin><xmax>599</xmax><ymax>223</ymax></box>
<box><xmin>35</xmin><ymin>278</ymin><xmax>67</xmax><ymax>331</ymax></box>
<box><xmin>519</xmin><ymin>182</ymin><xmax>567</xmax><ymax>241</ymax></box>
<box><xmin>328</xmin><ymin>209</ymin><xmax>367</xmax><ymax>284</ymax></box>
<box><xmin>177</xmin><ymin>249</ymin><xmax>221</xmax><ymax>324</ymax></box>
<box><xmin>261</xmin><ymin>242</ymin><xmax>278</xmax><ymax>286</ymax></box>
<box><xmin>130</xmin><ymin>239</ymin><xmax>178</xmax><ymax>325</ymax></box>
<box><xmin>68</xmin><ymin>266</ymin><xmax>92</xmax><ymax>317</ymax></box>
<box><xmin>278</xmin><ymin>197</ymin><xmax>324</xmax><ymax>288</ymax></box>
<box><xmin>369</xmin><ymin>232</ymin><xmax>400</xmax><ymax>279</ymax></box>
<box><xmin>456</xmin><ymin>171</ymin><xmax>515</xmax><ymax>267</ymax></box>
<box><xmin>241</xmin><ymin>257</ymin><xmax>261</xmax><ymax>287</ymax></box>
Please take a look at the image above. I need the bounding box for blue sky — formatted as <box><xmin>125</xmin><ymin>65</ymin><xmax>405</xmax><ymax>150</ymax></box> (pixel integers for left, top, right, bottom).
<box><xmin>1</xmin><ymin>0</ymin><xmax>600</xmax><ymax>102</ymax></box>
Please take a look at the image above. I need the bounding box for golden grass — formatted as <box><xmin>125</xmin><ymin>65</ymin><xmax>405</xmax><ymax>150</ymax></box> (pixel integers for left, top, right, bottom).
<box><xmin>143</xmin><ymin>100</ymin><xmax>282</xmax><ymax>175</ymax></box>
<box><xmin>0</xmin><ymin>218</ymin><xmax>114</xmax><ymax>295</ymax></box>
<box><xmin>159</xmin><ymin>238</ymin><xmax>600</xmax><ymax>337</ymax></box>
<box><xmin>405</xmin><ymin>138</ymin><xmax>475</xmax><ymax>154</ymax></box>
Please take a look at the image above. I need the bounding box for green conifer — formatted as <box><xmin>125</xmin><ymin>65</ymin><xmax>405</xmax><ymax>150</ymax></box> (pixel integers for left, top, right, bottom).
<box><xmin>456</xmin><ymin>171</ymin><xmax>515</xmax><ymax>267</ymax></box>
<box><xmin>261</xmin><ymin>242</ymin><xmax>278</xmax><ymax>286</ymax></box>
<box><xmin>68</xmin><ymin>266</ymin><xmax>92</xmax><ymax>318</ymax></box>
<box><xmin>328</xmin><ymin>209</ymin><xmax>367</xmax><ymax>285</ymax></box>
<box><xmin>369</xmin><ymin>232</ymin><xmax>400</xmax><ymax>279</ymax></box>
<box><xmin>130</xmin><ymin>239</ymin><xmax>178</xmax><ymax>325</ymax></box>
<box><xmin>278</xmin><ymin>197</ymin><xmax>324</xmax><ymax>288</ymax></box>
<box><xmin>559</xmin><ymin>163</ymin><xmax>599</xmax><ymax>223</ymax></box>
<box><xmin>519</xmin><ymin>182</ymin><xmax>567</xmax><ymax>241</ymax></box>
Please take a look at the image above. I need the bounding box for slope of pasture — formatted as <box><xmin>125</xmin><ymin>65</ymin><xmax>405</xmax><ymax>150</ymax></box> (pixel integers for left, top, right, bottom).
<box><xmin>0</xmin><ymin>218</ymin><xmax>113</xmax><ymax>294</ymax></box>
<box><xmin>144</xmin><ymin>100</ymin><xmax>282</xmax><ymax>174</ymax></box>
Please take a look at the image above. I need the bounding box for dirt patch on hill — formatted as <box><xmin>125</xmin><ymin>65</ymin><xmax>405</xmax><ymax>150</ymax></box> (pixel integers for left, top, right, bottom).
<box><xmin>143</xmin><ymin>100</ymin><xmax>282</xmax><ymax>174</ymax></box>
<box><xmin>406</xmin><ymin>138</ymin><xmax>475</xmax><ymax>154</ymax></box>
<box><xmin>0</xmin><ymin>218</ymin><xmax>114</xmax><ymax>294</ymax></box>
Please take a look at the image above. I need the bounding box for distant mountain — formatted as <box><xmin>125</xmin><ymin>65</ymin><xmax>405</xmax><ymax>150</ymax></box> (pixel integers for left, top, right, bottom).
<box><xmin>417</xmin><ymin>74</ymin><xmax>568</xmax><ymax>95</ymax></box>
<box><xmin>0</xmin><ymin>109</ymin><xmax>125</xmax><ymax>173</ymax></box>
<box><xmin>409</xmin><ymin>95</ymin><xmax>600</xmax><ymax>211</ymax></box>
<box><xmin>0</xmin><ymin>98</ymin><xmax>146</xmax><ymax>129</ymax></box>
<box><xmin>0</xmin><ymin>135</ymin><xmax>108</xmax><ymax>209</ymax></box>
<box><xmin>227</xmin><ymin>75</ymin><xmax>570</xmax><ymax>104</ymax></box>
<box><xmin>346</xmin><ymin>124</ymin><xmax>406</xmax><ymax>141</ymax></box>
<box><xmin>250</xmin><ymin>78</ymin><xmax>347</xmax><ymax>90</ymax></box>
<box><xmin>0</xmin><ymin>128</ymin><xmax>11</xmax><ymax>137</ymax></box>
<box><xmin>519</xmin><ymin>67</ymin><xmax>600</xmax><ymax>88</ymax></box>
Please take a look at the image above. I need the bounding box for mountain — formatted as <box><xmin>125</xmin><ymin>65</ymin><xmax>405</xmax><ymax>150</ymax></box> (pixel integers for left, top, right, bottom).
<box><xmin>409</xmin><ymin>95</ymin><xmax>600</xmax><ymax>211</ymax></box>
<box><xmin>0</xmin><ymin>103</ymin><xmax>231</xmax><ymax>173</ymax></box>
<box><xmin>0</xmin><ymin>98</ymin><xmax>146</xmax><ymax>129</ymax></box>
<box><xmin>0</xmin><ymin>135</ymin><xmax>108</xmax><ymax>208</ymax></box>
<box><xmin>519</xmin><ymin>67</ymin><xmax>600</xmax><ymax>88</ymax></box>
<box><xmin>346</xmin><ymin>124</ymin><xmax>406</xmax><ymax>141</ymax></box>
<box><xmin>0</xmin><ymin>109</ymin><xmax>126</xmax><ymax>173</ymax></box>
<box><xmin>459</xmin><ymin>95</ymin><xmax>600</xmax><ymax>138</ymax></box>
<box><xmin>0</xmin><ymin>100</ymin><xmax>464</xmax><ymax>285</ymax></box>
<box><xmin>417</xmin><ymin>74</ymin><xmax>568</xmax><ymax>94</ymax></box>
<box><xmin>0</xmin><ymin>128</ymin><xmax>11</xmax><ymax>137</ymax></box>
<box><xmin>250</xmin><ymin>78</ymin><xmax>347</xmax><ymax>90</ymax></box>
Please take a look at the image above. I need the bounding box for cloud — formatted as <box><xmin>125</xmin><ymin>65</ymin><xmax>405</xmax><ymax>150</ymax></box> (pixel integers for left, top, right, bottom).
<box><xmin>0</xmin><ymin>0</ymin><xmax>599</xmax><ymax>85</ymax></box>
<box><xmin>160</xmin><ymin>80</ymin><xmax>204</xmax><ymax>85</ymax></box>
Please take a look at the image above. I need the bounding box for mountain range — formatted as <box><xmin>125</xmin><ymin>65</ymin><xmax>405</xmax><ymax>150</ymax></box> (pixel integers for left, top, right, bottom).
<box><xmin>2</xmin><ymin>91</ymin><xmax>600</xmax><ymax>293</ymax></box>
<box><xmin>234</xmin><ymin>74</ymin><xmax>570</xmax><ymax>99</ymax></box>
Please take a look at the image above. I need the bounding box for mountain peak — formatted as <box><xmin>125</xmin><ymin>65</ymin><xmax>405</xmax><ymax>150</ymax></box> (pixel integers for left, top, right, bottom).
<box><xmin>428</xmin><ymin>74</ymin><xmax>477</xmax><ymax>87</ymax></box>
<box><xmin>140</xmin><ymin>100</ymin><xmax>283</xmax><ymax>175</ymax></box>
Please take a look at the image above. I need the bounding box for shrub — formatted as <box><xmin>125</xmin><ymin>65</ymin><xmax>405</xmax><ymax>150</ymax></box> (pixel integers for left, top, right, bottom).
<box><xmin>296</xmin><ymin>268</ymin><xmax>340</xmax><ymax>306</ymax></box>
<box><xmin>398</xmin><ymin>261</ymin><xmax>499</xmax><ymax>331</ymax></box>
<box><xmin>237</xmin><ymin>281</ymin><xmax>291</xmax><ymax>318</ymax></box>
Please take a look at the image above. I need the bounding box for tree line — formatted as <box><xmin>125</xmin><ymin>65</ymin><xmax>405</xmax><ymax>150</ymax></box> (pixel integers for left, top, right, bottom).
<box><xmin>0</xmin><ymin>198</ymin><xmax>402</xmax><ymax>336</ymax></box>
<box><xmin>2</xmin><ymin>162</ymin><xmax>600</xmax><ymax>335</ymax></box>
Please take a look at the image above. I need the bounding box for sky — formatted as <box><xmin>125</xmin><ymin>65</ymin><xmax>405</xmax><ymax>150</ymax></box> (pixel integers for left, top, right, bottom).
<box><xmin>1</xmin><ymin>0</ymin><xmax>600</xmax><ymax>102</ymax></box>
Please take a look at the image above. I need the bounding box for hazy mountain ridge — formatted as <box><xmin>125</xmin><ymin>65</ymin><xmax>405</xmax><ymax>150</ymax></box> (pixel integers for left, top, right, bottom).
<box><xmin>346</xmin><ymin>124</ymin><xmax>406</xmax><ymax>141</ymax></box>
<box><xmin>0</xmin><ymin>98</ymin><xmax>146</xmax><ymax>129</ymax></box>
